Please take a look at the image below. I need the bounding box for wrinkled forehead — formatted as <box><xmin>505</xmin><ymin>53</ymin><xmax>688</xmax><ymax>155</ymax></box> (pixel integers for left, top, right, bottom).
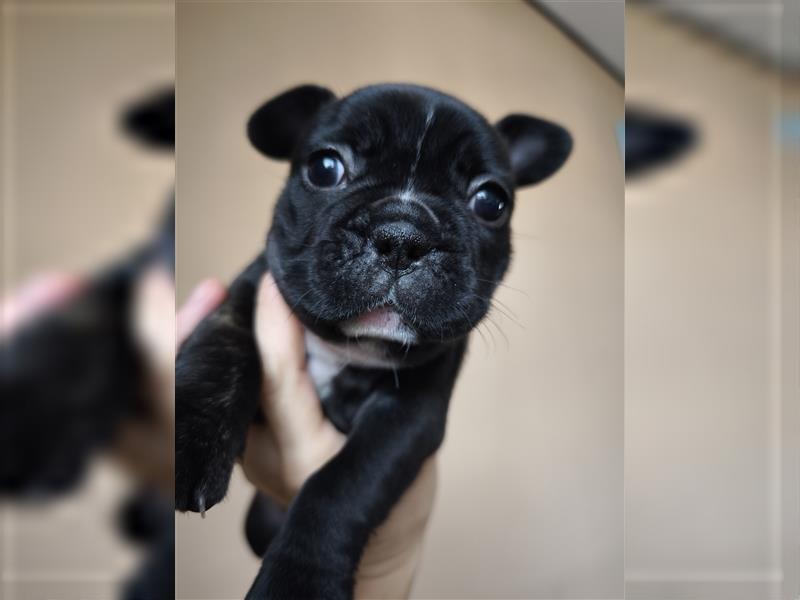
<box><xmin>306</xmin><ymin>87</ymin><xmax>511</xmax><ymax>180</ymax></box>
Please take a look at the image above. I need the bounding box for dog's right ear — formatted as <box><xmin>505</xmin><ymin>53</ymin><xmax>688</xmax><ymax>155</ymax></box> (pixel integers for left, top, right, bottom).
<box><xmin>247</xmin><ymin>85</ymin><xmax>336</xmax><ymax>160</ymax></box>
<box><xmin>624</xmin><ymin>107</ymin><xmax>697</xmax><ymax>178</ymax></box>
<box><xmin>494</xmin><ymin>114</ymin><xmax>573</xmax><ymax>188</ymax></box>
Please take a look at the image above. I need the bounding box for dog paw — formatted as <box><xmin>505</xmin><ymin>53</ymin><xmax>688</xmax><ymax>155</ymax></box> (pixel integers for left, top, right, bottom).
<box><xmin>175</xmin><ymin>431</ymin><xmax>237</xmax><ymax>513</ymax></box>
<box><xmin>174</xmin><ymin>302</ymin><xmax>262</xmax><ymax>514</ymax></box>
<box><xmin>174</xmin><ymin>454</ymin><xmax>229</xmax><ymax>513</ymax></box>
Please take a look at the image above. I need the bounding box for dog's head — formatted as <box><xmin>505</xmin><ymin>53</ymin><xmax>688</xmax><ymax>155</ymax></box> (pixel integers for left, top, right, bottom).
<box><xmin>248</xmin><ymin>84</ymin><xmax>571</xmax><ymax>364</ymax></box>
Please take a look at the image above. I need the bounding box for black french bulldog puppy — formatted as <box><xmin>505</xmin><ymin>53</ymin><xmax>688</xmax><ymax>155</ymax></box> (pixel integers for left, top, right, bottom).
<box><xmin>175</xmin><ymin>83</ymin><xmax>572</xmax><ymax>599</ymax></box>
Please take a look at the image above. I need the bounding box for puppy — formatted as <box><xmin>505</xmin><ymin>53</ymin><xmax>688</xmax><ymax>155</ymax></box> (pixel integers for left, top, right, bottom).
<box><xmin>175</xmin><ymin>83</ymin><xmax>572</xmax><ymax>599</ymax></box>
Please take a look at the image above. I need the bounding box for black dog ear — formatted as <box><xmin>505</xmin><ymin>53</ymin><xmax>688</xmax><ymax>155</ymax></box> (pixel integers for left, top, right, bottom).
<box><xmin>624</xmin><ymin>107</ymin><xmax>697</xmax><ymax>178</ymax></box>
<box><xmin>121</xmin><ymin>86</ymin><xmax>174</xmax><ymax>151</ymax></box>
<box><xmin>247</xmin><ymin>85</ymin><xmax>336</xmax><ymax>160</ymax></box>
<box><xmin>495</xmin><ymin>115</ymin><xmax>573</xmax><ymax>187</ymax></box>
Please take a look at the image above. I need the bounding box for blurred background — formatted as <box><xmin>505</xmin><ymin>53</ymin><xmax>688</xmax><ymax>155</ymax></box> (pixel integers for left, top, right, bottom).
<box><xmin>175</xmin><ymin>2</ymin><xmax>624</xmax><ymax>599</ymax></box>
<box><xmin>1</xmin><ymin>1</ymin><xmax>173</xmax><ymax>599</ymax></box>
<box><xmin>624</xmin><ymin>2</ymin><xmax>799</xmax><ymax>600</ymax></box>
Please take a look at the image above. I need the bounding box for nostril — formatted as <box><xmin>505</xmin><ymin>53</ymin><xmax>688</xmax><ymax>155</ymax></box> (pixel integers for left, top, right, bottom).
<box><xmin>407</xmin><ymin>241</ymin><xmax>431</xmax><ymax>261</ymax></box>
<box><xmin>370</xmin><ymin>222</ymin><xmax>432</xmax><ymax>271</ymax></box>
<box><xmin>373</xmin><ymin>233</ymin><xmax>393</xmax><ymax>256</ymax></box>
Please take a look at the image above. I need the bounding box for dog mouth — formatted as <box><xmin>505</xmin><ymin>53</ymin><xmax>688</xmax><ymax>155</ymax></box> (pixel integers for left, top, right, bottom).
<box><xmin>339</xmin><ymin>306</ymin><xmax>418</xmax><ymax>345</ymax></box>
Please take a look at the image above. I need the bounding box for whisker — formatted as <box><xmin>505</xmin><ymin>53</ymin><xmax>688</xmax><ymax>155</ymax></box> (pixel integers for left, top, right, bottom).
<box><xmin>488</xmin><ymin>301</ymin><xmax>524</xmax><ymax>330</ymax></box>
<box><xmin>481</xmin><ymin>314</ymin><xmax>497</xmax><ymax>350</ymax></box>
<box><xmin>472</xmin><ymin>320</ymin><xmax>491</xmax><ymax>354</ymax></box>
<box><xmin>483</xmin><ymin>312</ymin><xmax>510</xmax><ymax>350</ymax></box>
<box><xmin>489</xmin><ymin>296</ymin><xmax>519</xmax><ymax>319</ymax></box>
<box><xmin>467</xmin><ymin>291</ymin><xmax>525</xmax><ymax>331</ymax></box>
<box><xmin>288</xmin><ymin>288</ymin><xmax>315</xmax><ymax>313</ymax></box>
<box><xmin>474</xmin><ymin>278</ymin><xmax>532</xmax><ymax>300</ymax></box>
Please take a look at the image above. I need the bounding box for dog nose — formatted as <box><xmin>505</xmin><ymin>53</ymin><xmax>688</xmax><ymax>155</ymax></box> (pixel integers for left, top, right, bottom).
<box><xmin>370</xmin><ymin>221</ymin><xmax>433</xmax><ymax>272</ymax></box>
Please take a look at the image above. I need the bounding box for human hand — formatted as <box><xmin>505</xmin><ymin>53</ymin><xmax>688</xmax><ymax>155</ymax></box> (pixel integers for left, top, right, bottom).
<box><xmin>240</xmin><ymin>273</ymin><xmax>438</xmax><ymax>599</ymax></box>
<box><xmin>173</xmin><ymin>272</ymin><xmax>438</xmax><ymax>597</ymax></box>
<box><xmin>0</xmin><ymin>272</ymin><xmax>84</xmax><ymax>338</ymax></box>
<box><xmin>113</xmin><ymin>267</ymin><xmax>196</xmax><ymax>495</ymax></box>
<box><xmin>114</xmin><ymin>268</ymin><xmax>226</xmax><ymax>496</ymax></box>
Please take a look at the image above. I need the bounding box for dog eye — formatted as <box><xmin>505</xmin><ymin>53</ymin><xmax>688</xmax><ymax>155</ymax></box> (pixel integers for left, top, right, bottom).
<box><xmin>306</xmin><ymin>151</ymin><xmax>345</xmax><ymax>188</ymax></box>
<box><xmin>469</xmin><ymin>184</ymin><xmax>509</xmax><ymax>226</ymax></box>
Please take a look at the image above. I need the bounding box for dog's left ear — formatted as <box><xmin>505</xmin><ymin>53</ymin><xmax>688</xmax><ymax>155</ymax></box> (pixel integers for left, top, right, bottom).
<box><xmin>495</xmin><ymin>115</ymin><xmax>573</xmax><ymax>187</ymax></box>
<box><xmin>247</xmin><ymin>85</ymin><xmax>336</xmax><ymax>160</ymax></box>
<box><xmin>121</xmin><ymin>86</ymin><xmax>174</xmax><ymax>151</ymax></box>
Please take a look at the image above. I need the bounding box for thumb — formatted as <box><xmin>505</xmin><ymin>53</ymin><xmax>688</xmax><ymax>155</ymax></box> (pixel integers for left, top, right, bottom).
<box><xmin>254</xmin><ymin>273</ymin><xmax>326</xmax><ymax>448</ymax></box>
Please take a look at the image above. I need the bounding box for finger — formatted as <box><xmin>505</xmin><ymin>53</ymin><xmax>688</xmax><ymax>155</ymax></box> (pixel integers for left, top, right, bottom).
<box><xmin>176</xmin><ymin>278</ymin><xmax>226</xmax><ymax>347</ymax></box>
<box><xmin>241</xmin><ymin>424</ymin><xmax>291</xmax><ymax>504</ymax></box>
<box><xmin>254</xmin><ymin>273</ymin><xmax>326</xmax><ymax>447</ymax></box>
<box><xmin>112</xmin><ymin>421</ymin><xmax>174</xmax><ymax>497</ymax></box>
<box><xmin>134</xmin><ymin>267</ymin><xmax>177</xmax><ymax>426</ymax></box>
<box><xmin>0</xmin><ymin>273</ymin><xmax>84</xmax><ymax>338</ymax></box>
<box><xmin>255</xmin><ymin>273</ymin><xmax>307</xmax><ymax>376</ymax></box>
<box><xmin>134</xmin><ymin>267</ymin><xmax>176</xmax><ymax>369</ymax></box>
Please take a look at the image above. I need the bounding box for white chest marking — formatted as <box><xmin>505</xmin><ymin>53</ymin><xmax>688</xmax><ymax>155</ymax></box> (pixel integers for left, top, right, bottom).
<box><xmin>305</xmin><ymin>333</ymin><xmax>346</xmax><ymax>398</ymax></box>
<box><xmin>304</xmin><ymin>330</ymin><xmax>402</xmax><ymax>397</ymax></box>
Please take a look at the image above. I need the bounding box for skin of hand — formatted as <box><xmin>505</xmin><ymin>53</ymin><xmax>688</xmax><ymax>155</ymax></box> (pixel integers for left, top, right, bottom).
<box><xmin>184</xmin><ymin>273</ymin><xmax>438</xmax><ymax>599</ymax></box>
<box><xmin>0</xmin><ymin>273</ymin><xmax>84</xmax><ymax>338</ymax></box>
<box><xmin>115</xmin><ymin>270</ymin><xmax>229</xmax><ymax>498</ymax></box>
<box><xmin>112</xmin><ymin>266</ymin><xmax>183</xmax><ymax>496</ymax></box>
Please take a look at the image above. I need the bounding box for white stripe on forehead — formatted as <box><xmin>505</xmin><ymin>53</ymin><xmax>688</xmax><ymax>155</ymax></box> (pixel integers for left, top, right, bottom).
<box><xmin>400</xmin><ymin>105</ymin><xmax>436</xmax><ymax>201</ymax></box>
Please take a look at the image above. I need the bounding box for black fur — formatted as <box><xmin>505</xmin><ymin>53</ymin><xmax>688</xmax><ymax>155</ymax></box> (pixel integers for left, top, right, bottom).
<box><xmin>175</xmin><ymin>83</ymin><xmax>572</xmax><ymax>598</ymax></box>
<box><xmin>121</xmin><ymin>86</ymin><xmax>175</xmax><ymax>152</ymax></box>
<box><xmin>245</xmin><ymin>492</ymin><xmax>286</xmax><ymax>557</ymax></box>
<box><xmin>625</xmin><ymin>106</ymin><xmax>697</xmax><ymax>178</ymax></box>
<box><xmin>0</xmin><ymin>259</ymin><xmax>148</xmax><ymax>494</ymax></box>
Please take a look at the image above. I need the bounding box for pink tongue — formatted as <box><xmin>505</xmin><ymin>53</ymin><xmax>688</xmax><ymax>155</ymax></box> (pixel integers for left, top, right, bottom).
<box><xmin>355</xmin><ymin>307</ymin><xmax>403</xmax><ymax>328</ymax></box>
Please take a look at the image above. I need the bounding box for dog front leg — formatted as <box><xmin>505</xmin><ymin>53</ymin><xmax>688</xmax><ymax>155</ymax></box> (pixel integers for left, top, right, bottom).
<box><xmin>175</xmin><ymin>254</ymin><xmax>267</xmax><ymax>513</ymax></box>
<box><xmin>246</xmin><ymin>345</ymin><xmax>464</xmax><ymax>600</ymax></box>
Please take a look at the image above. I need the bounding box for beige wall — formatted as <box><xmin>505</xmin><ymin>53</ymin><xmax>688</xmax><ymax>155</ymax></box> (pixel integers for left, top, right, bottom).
<box><xmin>2</xmin><ymin>0</ymin><xmax>174</xmax><ymax>288</ymax></box>
<box><xmin>780</xmin><ymin>80</ymin><xmax>800</xmax><ymax>600</ymax></box>
<box><xmin>781</xmin><ymin>77</ymin><xmax>800</xmax><ymax>600</ymax></box>
<box><xmin>625</xmin><ymin>7</ymin><xmax>799</xmax><ymax>600</ymax></box>
<box><xmin>1</xmin><ymin>1</ymin><xmax>174</xmax><ymax>599</ymax></box>
<box><xmin>175</xmin><ymin>2</ymin><xmax>624</xmax><ymax>598</ymax></box>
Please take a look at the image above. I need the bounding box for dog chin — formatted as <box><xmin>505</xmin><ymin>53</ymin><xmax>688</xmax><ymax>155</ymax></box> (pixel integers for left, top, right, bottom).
<box><xmin>340</xmin><ymin>307</ymin><xmax>418</xmax><ymax>345</ymax></box>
